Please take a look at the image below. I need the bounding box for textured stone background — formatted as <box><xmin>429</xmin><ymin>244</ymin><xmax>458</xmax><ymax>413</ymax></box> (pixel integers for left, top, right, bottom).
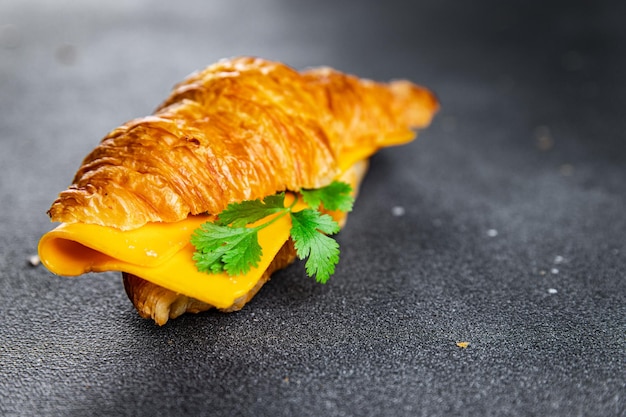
<box><xmin>1</xmin><ymin>0</ymin><xmax>624</xmax><ymax>416</ymax></box>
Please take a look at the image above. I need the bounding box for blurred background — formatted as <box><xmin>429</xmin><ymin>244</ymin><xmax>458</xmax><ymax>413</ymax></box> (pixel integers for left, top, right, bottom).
<box><xmin>1</xmin><ymin>1</ymin><xmax>624</xmax><ymax>416</ymax></box>
<box><xmin>1</xmin><ymin>0</ymin><xmax>624</xmax><ymax>215</ymax></box>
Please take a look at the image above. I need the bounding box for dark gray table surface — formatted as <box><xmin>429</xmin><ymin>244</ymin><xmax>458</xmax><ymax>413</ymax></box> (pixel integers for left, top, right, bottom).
<box><xmin>1</xmin><ymin>1</ymin><xmax>624</xmax><ymax>416</ymax></box>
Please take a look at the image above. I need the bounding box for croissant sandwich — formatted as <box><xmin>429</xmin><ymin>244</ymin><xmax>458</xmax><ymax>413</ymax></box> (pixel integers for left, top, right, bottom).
<box><xmin>38</xmin><ymin>57</ymin><xmax>438</xmax><ymax>325</ymax></box>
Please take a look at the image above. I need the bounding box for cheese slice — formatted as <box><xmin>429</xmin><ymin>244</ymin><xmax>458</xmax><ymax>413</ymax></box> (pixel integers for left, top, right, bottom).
<box><xmin>338</xmin><ymin>131</ymin><xmax>415</xmax><ymax>171</ymax></box>
<box><xmin>38</xmin><ymin>211</ymin><xmax>292</xmax><ymax>309</ymax></box>
<box><xmin>37</xmin><ymin>151</ymin><xmax>388</xmax><ymax>310</ymax></box>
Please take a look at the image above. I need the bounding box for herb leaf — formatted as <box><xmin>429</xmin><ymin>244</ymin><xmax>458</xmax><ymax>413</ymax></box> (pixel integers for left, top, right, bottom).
<box><xmin>290</xmin><ymin>209</ymin><xmax>341</xmax><ymax>283</ymax></box>
<box><xmin>300</xmin><ymin>181</ymin><xmax>354</xmax><ymax>212</ymax></box>
<box><xmin>192</xmin><ymin>181</ymin><xmax>354</xmax><ymax>282</ymax></box>
<box><xmin>216</xmin><ymin>193</ymin><xmax>286</xmax><ymax>227</ymax></box>
<box><xmin>220</xmin><ymin>230</ymin><xmax>263</xmax><ymax>275</ymax></box>
<box><xmin>191</xmin><ymin>222</ymin><xmax>262</xmax><ymax>275</ymax></box>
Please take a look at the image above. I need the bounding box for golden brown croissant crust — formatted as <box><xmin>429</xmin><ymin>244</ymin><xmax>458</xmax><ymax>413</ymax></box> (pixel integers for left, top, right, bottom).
<box><xmin>47</xmin><ymin>56</ymin><xmax>438</xmax><ymax>230</ymax></box>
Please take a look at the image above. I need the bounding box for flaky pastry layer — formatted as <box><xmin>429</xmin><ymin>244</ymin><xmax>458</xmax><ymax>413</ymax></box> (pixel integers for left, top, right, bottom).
<box><xmin>47</xmin><ymin>56</ymin><xmax>438</xmax><ymax>230</ymax></box>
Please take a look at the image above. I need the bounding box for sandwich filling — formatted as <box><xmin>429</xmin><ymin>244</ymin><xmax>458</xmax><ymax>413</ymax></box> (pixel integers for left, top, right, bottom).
<box><xmin>38</xmin><ymin>211</ymin><xmax>292</xmax><ymax>309</ymax></box>
<box><xmin>38</xmin><ymin>160</ymin><xmax>367</xmax><ymax>309</ymax></box>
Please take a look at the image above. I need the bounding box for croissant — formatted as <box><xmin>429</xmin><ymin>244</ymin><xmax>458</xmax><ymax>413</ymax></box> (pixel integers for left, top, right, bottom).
<box><xmin>38</xmin><ymin>57</ymin><xmax>438</xmax><ymax>325</ymax></box>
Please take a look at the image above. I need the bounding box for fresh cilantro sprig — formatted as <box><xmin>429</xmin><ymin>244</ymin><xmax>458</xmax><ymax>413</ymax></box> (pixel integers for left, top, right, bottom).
<box><xmin>290</xmin><ymin>209</ymin><xmax>340</xmax><ymax>281</ymax></box>
<box><xmin>300</xmin><ymin>180</ymin><xmax>354</xmax><ymax>212</ymax></box>
<box><xmin>190</xmin><ymin>181</ymin><xmax>354</xmax><ymax>283</ymax></box>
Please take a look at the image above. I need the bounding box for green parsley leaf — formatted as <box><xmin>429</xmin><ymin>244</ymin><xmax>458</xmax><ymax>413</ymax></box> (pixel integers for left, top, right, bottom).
<box><xmin>290</xmin><ymin>209</ymin><xmax>341</xmax><ymax>283</ymax></box>
<box><xmin>220</xmin><ymin>231</ymin><xmax>263</xmax><ymax>275</ymax></box>
<box><xmin>300</xmin><ymin>181</ymin><xmax>354</xmax><ymax>212</ymax></box>
<box><xmin>191</xmin><ymin>222</ymin><xmax>262</xmax><ymax>275</ymax></box>
<box><xmin>216</xmin><ymin>192</ymin><xmax>286</xmax><ymax>227</ymax></box>
<box><xmin>192</xmin><ymin>181</ymin><xmax>353</xmax><ymax>282</ymax></box>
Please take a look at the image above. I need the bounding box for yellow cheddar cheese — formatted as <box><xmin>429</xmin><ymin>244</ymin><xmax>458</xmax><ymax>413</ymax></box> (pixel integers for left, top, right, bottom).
<box><xmin>38</xmin><ymin>212</ymin><xmax>292</xmax><ymax>309</ymax></box>
<box><xmin>337</xmin><ymin>131</ymin><xmax>415</xmax><ymax>172</ymax></box>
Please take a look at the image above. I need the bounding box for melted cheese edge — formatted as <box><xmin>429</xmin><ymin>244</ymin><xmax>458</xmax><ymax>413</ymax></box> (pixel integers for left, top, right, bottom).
<box><xmin>38</xmin><ymin>132</ymin><xmax>415</xmax><ymax>309</ymax></box>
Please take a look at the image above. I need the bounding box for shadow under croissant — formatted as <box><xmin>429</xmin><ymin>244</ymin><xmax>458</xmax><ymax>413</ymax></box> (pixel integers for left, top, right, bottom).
<box><xmin>122</xmin><ymin>239</ymin><xmax>297</xmax><ymax>326</ymax></box>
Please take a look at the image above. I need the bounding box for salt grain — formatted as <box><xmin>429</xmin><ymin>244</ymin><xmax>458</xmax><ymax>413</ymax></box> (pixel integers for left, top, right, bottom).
<box><xmin>391</xmin><ymin>206</ymin><xmax>406</xmax><ymax>217</ymax></box>
<box><xmin>554</xmin><ymin>255</ymin><xmax>564</xmax><ymax>264</ymax></box>
<box><xmin>548</xmin><ymin>288</ymin><xmax>558</xmax><ymax>294</ymax></box>
<box><xmin>551</xmin><ymin>268</ymin><xmax>559</xmax><ymax>274</ymax></box>
<box><xmin>28</xmin><ymin>255</ymin><xmax>40</xmax><ymax>267</ymax></box>
<box><xmin>487</xmin><ymin>229</ymin><xmax>498</xmax><ymax>237</ymax></box>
